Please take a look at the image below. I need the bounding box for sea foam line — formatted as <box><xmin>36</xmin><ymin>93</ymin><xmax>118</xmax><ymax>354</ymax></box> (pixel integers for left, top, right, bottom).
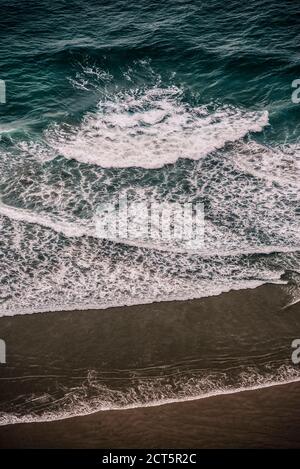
<box><xmin>46</xmin><ymin>86</ymin><xmax>269</xmax><ymax>169</ymax></box>
<box><xmin>0</xmin><ymin>200</ymin><xmax>299</xmax><ymax>257</ymax></box>
<box><xmin>1</xmin><ymin>373</ymin><xmax>300</xmax><ymax>427</ymax></box>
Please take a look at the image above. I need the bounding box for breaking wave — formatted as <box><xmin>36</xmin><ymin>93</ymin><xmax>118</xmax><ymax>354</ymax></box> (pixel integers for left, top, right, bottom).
<box><xmin>46</xmin><ymin>85</ymin><xmax>269</xmax><ymax>169</ymax></box>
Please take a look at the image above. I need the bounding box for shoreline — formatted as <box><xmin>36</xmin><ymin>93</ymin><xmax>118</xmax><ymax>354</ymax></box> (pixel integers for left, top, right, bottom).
<box><xmin>0</xmin><ymin>278</ymin><xmax>273</xmax><ymax>318</ymax></box>
<box><xmin>1</xmin><ymin>380</ymin><xmax>300</xmax><ymax>448</ymax></box>
<box><xmin>0</xmin><ymin>282</ymin><xmax>300</xmax><ymax>447</ymax></box>
<box><xmin>1</xmin><ymin>374</ymin><xmax>300</xmax><ymax>428</ymax></box>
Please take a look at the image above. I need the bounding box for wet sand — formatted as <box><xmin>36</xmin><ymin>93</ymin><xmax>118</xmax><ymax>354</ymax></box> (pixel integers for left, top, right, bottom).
<box><xmin>1</xmin><ymin>380</ymin><xmax>300</xmax><ymax>448</ymax></box>
<box><xmin>0</xmin><ymin>282</ymin><xmax>300</xmax><ymax>448</ymax></box>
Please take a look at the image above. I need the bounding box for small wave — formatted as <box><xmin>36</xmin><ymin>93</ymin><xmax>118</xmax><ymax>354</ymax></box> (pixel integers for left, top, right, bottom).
<box><xmin>0</xmin><ymin>364</ymin><xmax>299</xmax><ymax>426</ymax></box>
<box><xmin>0</xmin><ymin>200</ymin><xmax>96</xmax><ymax>239</ymax></box>
<box><xmin>0</xmin><ymin>199</ymin><xmax>299</xmax><ymax>257</ymax></box>
<box><xmin>0</xmin><ymin>280</ymin><xmax>274</xmax><ymax>317</ymax></box>
<box><xmin>0</xmin><ymin>194</ymin><xmax>298</xmax><ymax>316</ymax></box>
<box><xmin>46</xmin><ymin>85</ymin><xmax>269</xmax><ymax>169</ymax></box>
<box><xmin>231</xmin><ymin>141</ymin><xmax>300</xmax><ymax>188</ymax></box>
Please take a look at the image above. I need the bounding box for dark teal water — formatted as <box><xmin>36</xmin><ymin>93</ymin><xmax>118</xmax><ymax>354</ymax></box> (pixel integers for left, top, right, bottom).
<box><xmin>0</xmin><ymin>0</ymin><xmax>299</xmax><ymax>313</ymax></box>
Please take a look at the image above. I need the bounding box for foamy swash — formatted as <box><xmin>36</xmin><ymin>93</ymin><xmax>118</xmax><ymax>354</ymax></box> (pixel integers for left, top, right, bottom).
<box><xmin>0</xmin><ymin>80</ymin><xmax>299</xmax><ymax>316</ymax></box>
<box><xmin>1</xmin><ymin>364</ymin><xmax>300</xmax><ymax>427</ymax></box>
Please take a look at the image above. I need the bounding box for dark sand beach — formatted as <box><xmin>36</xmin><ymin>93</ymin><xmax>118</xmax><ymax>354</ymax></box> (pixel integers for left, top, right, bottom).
<box><xmin>0</xmin><ymin>282</ymin><xmax>300</xmax><ymax>448</ymax></box>
<box><xmin>1</xmin><ymin>380</ymin><xmax>300</xmax><ymax>448</ymax></box>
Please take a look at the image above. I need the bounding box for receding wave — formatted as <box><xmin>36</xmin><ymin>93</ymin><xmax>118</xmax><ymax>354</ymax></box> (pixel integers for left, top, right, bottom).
<box><xmin>1</xmin><ymin>364</ymin><xmax>299</xmax><ymax>426</ymax></box>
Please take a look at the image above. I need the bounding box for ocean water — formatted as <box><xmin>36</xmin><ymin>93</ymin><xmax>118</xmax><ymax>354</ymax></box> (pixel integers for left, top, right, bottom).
<box><xmin>0</xmin><ymin>0</ymin><xmax>300</xmax><ymax>426</ymax></box>
<box><xmin>0</xmin><ymin>0</ymin><xmax>299</xmax><ymax>314</ymax></box>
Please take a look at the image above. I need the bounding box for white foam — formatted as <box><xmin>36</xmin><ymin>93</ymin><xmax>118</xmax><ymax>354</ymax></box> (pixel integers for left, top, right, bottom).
<box><xmin>46</xmin><ymin>86</ymin><xmax>269</xmax><ymax>168</ymax></box>
<box><xmin>231</xmin><ymin>140</ymin><xmax>300</xmax><ymax>188</ymax></box>
<box><xmin>0</xmin><ymin>139</ymin><xmax>299</xmax><ymax>317</ymax></box>
<box><xmin>1</xmin><ymin>199</ymin><xmax>298</xmax><ymax>256</ymax></box>
<box><xmin>0</xmin><ymin>210</ymin><xmax>293</xmax><ymax>318</ymax></box>
<box><xmin>0</xmin><ymin>200</ymin><xmax>95</xmax><ymax>239</ymax></box>
<box><xmin>0</xmin><ymin>364</ymin><xmax>299</xmax><ymax>426</ymax></box>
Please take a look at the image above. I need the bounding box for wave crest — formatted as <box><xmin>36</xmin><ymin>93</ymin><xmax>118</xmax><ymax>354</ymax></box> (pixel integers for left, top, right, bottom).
<box><xmin>46</xmin><ymin>85</ymin><xmax>269</xmax><ymax>168</ymax></box>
